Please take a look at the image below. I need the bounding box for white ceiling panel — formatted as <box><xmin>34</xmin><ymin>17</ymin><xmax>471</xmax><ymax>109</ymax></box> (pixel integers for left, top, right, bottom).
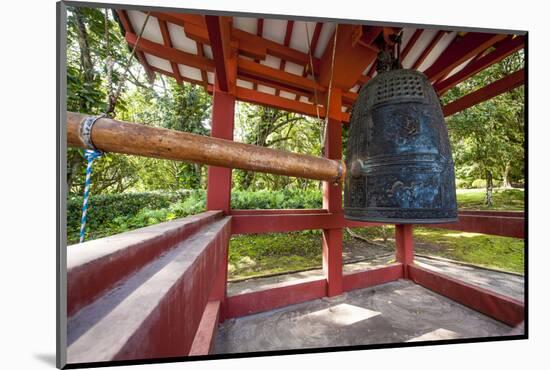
<box><xmin>167</xmin><ymin>23</ymin><xmax>197</xmax><ymax>54</ymax></box>
<box><xmin>127</xmin><ymin>11</ymin><xmax>163</xmax><ymax>45</ymax></box>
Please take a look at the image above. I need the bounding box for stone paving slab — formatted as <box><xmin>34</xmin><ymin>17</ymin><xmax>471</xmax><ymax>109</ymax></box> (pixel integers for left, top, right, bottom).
<box><xmin>215</xmin><ymin>279</ymin><xmax>516</xmax><ymax>354</ymax></box>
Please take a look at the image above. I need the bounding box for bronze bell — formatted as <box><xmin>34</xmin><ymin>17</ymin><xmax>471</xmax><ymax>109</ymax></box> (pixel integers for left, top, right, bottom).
<box><xmin>344</xmin><ymin>68</ymin><xmax>458</xmax><ymax>224</ymax></box>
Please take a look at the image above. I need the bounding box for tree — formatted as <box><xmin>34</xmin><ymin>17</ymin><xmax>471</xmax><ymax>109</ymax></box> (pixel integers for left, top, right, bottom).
<box><xmin>443</xmin><ymin>50</ymin><xmax>525</xmax><ymax>205</ymax></box>
<box><xmin>233</xmin><ymin>103</ymin><xmax>323</xmax><ymax>191</ymax></box>
<box><xmin>66</xmin><ymin>7</ymin><xmax>213</xmax><ymax>194</ymax></box>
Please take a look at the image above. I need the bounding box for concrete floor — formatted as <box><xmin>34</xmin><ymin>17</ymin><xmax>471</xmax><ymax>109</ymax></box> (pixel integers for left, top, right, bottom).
<box><xmin>214</xmin><ymin>279</ymin><xmax>516</xmax><ymax>354</ymax></box>
<box><xmin>216</xmin><ymin>257</ymin><xmax>524</xmax><ymax>354</ymax></box>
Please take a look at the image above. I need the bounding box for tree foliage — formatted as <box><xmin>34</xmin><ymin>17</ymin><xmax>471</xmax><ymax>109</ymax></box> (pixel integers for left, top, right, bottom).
<box><xmin>443</xmin><ymin>50</ymin><xmax>525</xmax><ymax>204</ymax></box>
<box><xmin>66</xmin><ymin>7</ymin><xmax>212</xmax><ymax>194</ymax></box>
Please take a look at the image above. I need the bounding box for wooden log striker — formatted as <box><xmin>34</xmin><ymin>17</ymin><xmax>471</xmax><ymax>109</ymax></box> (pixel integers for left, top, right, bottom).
<box><xmin>66</xmin><ymin>112</ymin><xmax>346</xmax><ymax>184</ymax></box>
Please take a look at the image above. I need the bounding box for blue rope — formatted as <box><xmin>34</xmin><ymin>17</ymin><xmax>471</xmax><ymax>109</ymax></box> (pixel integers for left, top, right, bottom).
<box><xmin>79</xmin><ymin>149</ymin><xmax>103</xmax><ymax>243</ymax></box>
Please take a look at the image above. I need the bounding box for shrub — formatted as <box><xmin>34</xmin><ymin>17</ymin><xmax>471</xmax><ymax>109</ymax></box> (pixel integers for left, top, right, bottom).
<box><xmin>471</xmin><ymin>179</ymin><xmax>487</xmax><ymax>188</ymax></box>
<box><xmin>67</xmin><ymin>189</ymin><xmax>323</xmax><ymax>244</ymax></box>
<box><xmin>455</xmin><ymin>178</ymin><xmax>471</xmax><ymax>189</ymax></box>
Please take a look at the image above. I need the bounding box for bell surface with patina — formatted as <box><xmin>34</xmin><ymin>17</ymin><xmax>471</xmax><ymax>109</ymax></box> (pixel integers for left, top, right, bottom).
<box><xmin>344</xmin><ymin>69</ymin><xmax>458</xmax><ymax>224</ymax></box>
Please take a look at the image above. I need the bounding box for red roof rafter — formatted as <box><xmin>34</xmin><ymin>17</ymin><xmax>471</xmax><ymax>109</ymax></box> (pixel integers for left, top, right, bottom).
<box><xmin>411</xmin><ymin>30</ymin><xmax>445</xmax><ymax>70</ymax></box>
<box><xmin>237</xmin><ymin>86</ymin><xmax>326</xmax><ymax>118</ymax></box>
<box><xmin>116</xmin><ymin>10</ymin><xmax>155</xmax><ymax>81</ymax></box>
<box><xmin>442</xmin><ymin>68</ymin><xmax>524</xmax><ymax>116</ymax></box>
<box><xmin>435</xmin><ymin>35</ymin><xmax>525</xmax><ymax>95</ymax></box>
<box><xmin>149</xmin><ymin>65</ymin><xmax>211</xmax><ymax>90</ymax></box>
<box><xmin>158</xmin><ymin>19</ymin><xmax>183</xmax><ymax>84</ymax></box>
<box><xmin>360</xmin><ymin>26</ymin><xmax>383</xmax><ymax>46</ymax></box>
<box><xmin>117</xmin><ymin>11</ymin><xmax>522</xmax><ymax>124</ymax></box>
<box><xmin>126</xmin><ymin>32</ymin><xmax>215</xmax><ymax>71</ymax></box>
<box><xmin>252</xmin><ymin>18</ymin><xmax>264</xmax><ymax>90</ymax></box>
<box><xmin>296</xmin><ymin>22</ymin><xmax>323</xmax><ymax>102</ymax></box>
<box><xmin>195</xmin><ymin>41</ymin><xmax>209</xmax><ymax>90</ymax></box>
<box><xmin>276</xmin><ymin>21</ymin><xmax>295</xmax><ymax>96</ymax></box>
<box><xmin>238</xmin><ymin>71</ymin><xmax>315</xmax><ymax>99</ymax></box>
<box><xmin>238</xmin><ymin>57</ymin><xmax>326</xmax><ymax>94</ymax></box>
<box><xmin>142</xmin><ymin>12</ymin><xmax>322</xmax><ymax>74</ymax></box>
<box><xmin>401</xmin><ymin>29</ymin><xmax>423</xmax><ymax>60</ymax></box>
<box><xmin>423</xmin><ymin>32</ymin><xmax>508</xmax><ymax>82</ymax></box>
<box><xmin>205</xmin><ymin>15</ymin><xmax>232</xmax><ymax>92</ymax></box>
<box><xmin>431</xmin><ymin>34</ymin><xmax>460</xmax><ymax>85</ymax></box>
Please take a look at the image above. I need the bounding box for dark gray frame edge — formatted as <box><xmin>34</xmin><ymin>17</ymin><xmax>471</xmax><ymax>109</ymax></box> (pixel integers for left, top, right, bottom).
<box><xmin>57</xmin><ymin>1</ymin><xmax>68</xmax><ymax>368</ymax></box>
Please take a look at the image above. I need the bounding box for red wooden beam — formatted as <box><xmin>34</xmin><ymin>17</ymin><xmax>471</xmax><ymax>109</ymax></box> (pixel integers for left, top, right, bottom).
<box><xmin>158</xmin><ymin>19</ymin><xmax>183</xmax><ymax>83</ymax></box>
<box><xmin>188</xmin><ymin>300</ymin><xmax>221</xmax><ymax>356</ymax></box>
<box><xmin>318</xmin><ymin>24</ymin><xmax>379</xmax><ymax>90</ymax></box>
<box><xmin>231</xmin><ymin>209</ymin><xmax>327</xmax><ymax>215</ymax></box>
<box><xmin>125</xmin><ymin>31</ymin><xmax>215</xmax><ymax>71</ymax></box>
<box><xmin>67</xmin><ymin>214</ymin><xmax>231</xmax><ymax>362</ymax></box>
<box><xmin>322</xmin><ymin>88</ymin><xmax>344</xmax><ymax>297</ymax></box>
<box><xmin>442</xmin><ymin>68</ymin><xmax>524</xmax><ymax>116</ymax></box>
<box><xmin>252</xmin><ymin>18</ymin><xmax>264</xmax><ymax>91</ymax></box>
<box><xmin>232</xmin><ymin>28</ymin><xmax>319</xmax><ymax>72</ymax></box>
<box><xmin>132</xmin><ymin>12</ymin><xmax>321</xmax><ymax>73</ymax></box>
<box><xmin>401</xmin><ymin>29</ymin><xmax>423</xmax><ymax>60</ymax></box>
<box><xmin>343</xmin><ymin>263</ymin><xmax>403</xmax><ymax>292</ymax></box>
<box><xmin>238</xmin><ymin>71</ymin><xmax>314</xmax><ymax>99</ymax></box>
<box><xmin>195</xmin><ymin>41</ymin><xmax>210</xmax><ymax>90</ymax></box>
<box><xmin>458</xmin><ymin>210</ymin><xmax>524</xmax><ymax>217</ymax></box>
<box><xmin>395</xmin><ymin>224</ymin><xmax>414</xmax><ymax>278</ymax></box>
<box><xmin>239</xmin><ymin>57</ymin><xmax>326</xmax><ymax>94</ymax></box>
<box><xmin>430</xmin><ymin>34</ymin><xmax>461</xmax><ymax>85</ymax></box>
<box><xmin>67</xmin><ymin>211</ymin><xmax>223</xmax><ymax>317</ymax></box>
<box><xmin>425</xmin><ymin>210</ymin><xmax>525</xmax><ymax>238</ymax></box>
<box><xmin>360</xmin><ymin>26</ymin><xmax>383</xmax><ymax>46</ymax></box>
<box><xmin>235</xmin><ymin>85</ymin><xmax>327</xmax><ymax>119</ymax></box>
<box><xmin>423</xmin><ymin>32</ymin><xmax>508</xmax><ymax>82</ymax></box>
<box><xmin>435</xmin><ymin>35</ymin><xmax>525</xmax><ymax>95</ymax></box>
<box><xmin>205</xmin><ymin>16</ymin><xmax>232</xmax><ymax>92</ymax></box>
<box><xmin>223</xmin><ymin>278</ymin><xmax>327</xmax><ymax>319</ymax></box>
<box><xmin>297</xmin><ymin>22</ymin><xmax>323</xmax><ymax>102</ymax></box>
<box><xmin>231</xmin><ymin>211</ymin><xmax>341</xmax><ymax>234</ymax></box>
<box><xmin>408</xmin><ymin>264</ymin><xmax>524</xmax><ymax>326</ymax></box>
<box><xmin>206</xmin><ymin>86</ymin><xmax>235</xmax><ymax>213</ymax></box>
<box><xmin>411</xmin><ymin>30</ymin><xmax>445</xmax><ymax>70</ymax></box>
<box><xmin>116</xmin><ymin>10</ymin><xmax>155</xmax><ymax>82</ymax></box>
<box><xmin>148</xmin><ymin>65</ymin><xmax>207</xmax><ymax>87</ymax></box>
<box><xmin>275</xmin><ymin>20</ymin><xmax>295</xmax><ymax>96</ymax></box>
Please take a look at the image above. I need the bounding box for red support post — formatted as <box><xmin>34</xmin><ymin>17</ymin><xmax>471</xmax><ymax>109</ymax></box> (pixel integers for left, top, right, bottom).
<box><xmin>206</xmin><ymin>84</ymin><xmax>235</xmax><ymax>213</ymax></box>
<box><xmin>206</xmin><ymin>80</ymin><xmax>236</xmax><ymax>316</ymax></box>
<box><xmin>395</xmin><ymin>224</ymin><xmax>414</xmax><ymax>278</ymax></box>
<box><xmin>322</xmin><ymin>88</ymin><xmax>344</xmax><ymax>297</ymax></box>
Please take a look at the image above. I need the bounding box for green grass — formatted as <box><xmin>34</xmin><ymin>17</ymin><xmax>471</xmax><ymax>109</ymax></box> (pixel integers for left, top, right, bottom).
<box><xmin>456</xmin><ymin>188</ymin><xmax>524</xmax><ymax>210</ymax></box>
<box><xmin>228</xmin><ymin>230</ymin><xmax>323</xmax><ymax>280</ymax></box>
<box><xmin>414</xmin><ymin>227</ymin><xmax>524</xmax><ymax>274</ymax></box>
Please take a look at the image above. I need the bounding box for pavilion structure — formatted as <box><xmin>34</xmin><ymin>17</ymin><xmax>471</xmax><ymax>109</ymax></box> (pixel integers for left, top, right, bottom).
<box><xmin>64</xmin><ymin>8</ymin><xmax>526</xmax><ymax>366</ymax></box>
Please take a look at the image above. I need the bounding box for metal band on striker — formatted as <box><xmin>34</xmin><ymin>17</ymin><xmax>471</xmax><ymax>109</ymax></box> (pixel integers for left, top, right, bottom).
<box><xmin>80</xmin><ymin>114</ymin><xmax>105</xmax><ymax>151</ymax></box>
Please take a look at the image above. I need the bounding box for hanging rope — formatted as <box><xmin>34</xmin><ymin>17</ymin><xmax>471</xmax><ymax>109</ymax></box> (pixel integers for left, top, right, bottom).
<box><xmin>78</xmin><ymin>11</ymin><xmax>150</xmax><ymax>242</ymax></box>
<box><xmin>322</xmin><ymin>24</ymin><xmax>339</xmax><ymax>154</ymax></box>
<box><xmin>79</xmin><ymin>149</ymin><xmax>103</xmax><ymax>243</ymax></box>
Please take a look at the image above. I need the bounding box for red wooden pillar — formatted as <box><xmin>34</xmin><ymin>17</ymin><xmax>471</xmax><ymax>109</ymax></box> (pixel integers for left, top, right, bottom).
<box><xmin>206</xmin><ymin>85</ymin><xmax>235</xmax><ymax>214</ymax></box>
<box><xmin>395</xmin><ymin>224</ymin><xmax>414</xmax><ymax>278</ymax></box>
<box><xmin>322</xmin><ymin>88</ymin><xmax>344</xmax><ymax>297</ymax></box>
<box><xmin>206</xmin><ymin>81</ymin><xmax>235</xmax><ymax>313</ymax></box>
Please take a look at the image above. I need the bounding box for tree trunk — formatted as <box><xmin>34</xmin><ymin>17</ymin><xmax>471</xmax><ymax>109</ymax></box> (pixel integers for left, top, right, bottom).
<box><xmin>67</xmin><ymin>150</ymin><xmax>83</xmax><ymax>193</ymax></box>
<box><xmin>502</xmin><ymin>162</ymin><xmax>512</xmax><ymax>188</ymax></box>
<box><xmin>485</xmin><ymin>170</ymin><xmax>493</xmax><ymax>207</ymax></box>
<box><xmin>73</xmin><ymin>8</ymin><xmax>94</xmax><ymax>86</ymax></box>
